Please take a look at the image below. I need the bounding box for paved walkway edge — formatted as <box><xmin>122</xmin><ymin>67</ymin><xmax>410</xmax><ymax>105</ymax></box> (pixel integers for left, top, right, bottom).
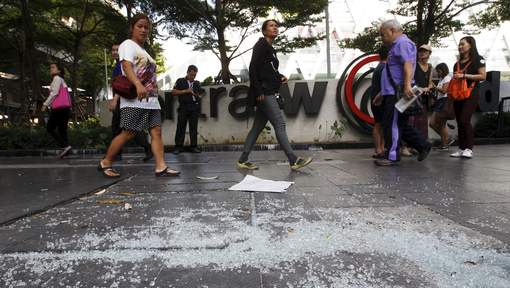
<box><xmin>0</xmin><ymin>177</ymin><xmax>127</xmax><ymax>227</ymax></box>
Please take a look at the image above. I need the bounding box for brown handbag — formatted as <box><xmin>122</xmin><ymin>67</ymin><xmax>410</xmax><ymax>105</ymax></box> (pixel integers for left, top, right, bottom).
<box><xmin>112</xmin><ymin>75</ymin><xmax>137</xmax><ymax>99</ymax></box>
<box><xmin>112</xmin><ymin>71</ymin><xmax>152</xmax><ymax>99</ymax></box>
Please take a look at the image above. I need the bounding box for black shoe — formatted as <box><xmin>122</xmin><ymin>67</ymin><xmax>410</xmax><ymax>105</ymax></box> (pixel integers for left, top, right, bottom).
<box><xmin>374</xmin><ymin>159</ymin><xmax>400</xmax><ymax>166</ymax></box>
<box><xmin>189</xmin><ymin>147</ymin><xmax>202</xmax><ymax>153</ymax></box>
<box><xmin>173</xmin><ymin>147</ymin><xmax>182</xmax><ymax>155</ymax></box>
<box><xmin>417</xmin><ymin>144</ymin><xmax>432</xmax><ymax>161</ymax></box>
<box><xmin>143</xmin><ymin>150</ymin><xmax>153</xmax><ymax>162</ymax></box>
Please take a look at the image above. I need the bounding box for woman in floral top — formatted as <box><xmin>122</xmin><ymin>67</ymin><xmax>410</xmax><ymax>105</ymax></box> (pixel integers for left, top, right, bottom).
<box><xmin>98</xmin><ymin>14</ymin><xmax>180</xmax><ymax>178</ymax></box>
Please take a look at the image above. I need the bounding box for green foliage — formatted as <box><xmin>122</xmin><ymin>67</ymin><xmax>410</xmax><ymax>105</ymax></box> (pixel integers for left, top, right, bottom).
<box><xmin>471</xmin><ymin>0</ymin><xmax>510</xmax><ymax>28</ymax></box>
<box><xmin>0</xmin><ymin>124</ymin><xmax>111</xmax><ymax>150</ymax></box>
<box><xmin>0</xmin><ymin>0</ymin><xmax>164</xmax><ymax>124</ymax></box>
<box><xmin>329</xmin><ymin>120</ymin><xmax>346</xmax><ymax>140</ymax></box>
<box><xmin>0</xmin><ymin>115</ymin><xmax>101</xmax><ymax>150</ymax></box>
<box><xmin>0</xmin><ymin>115</ymin><xmax>150</xmax><ymax>150</ymax></box>
<box><xmin>341</xmin><ymin>25</ymin><xmax>381</xmax><ymax>53</ymax></box>
<box><xmin>150</xmin><ymin>0</ymin><xmax>328</xmax><ymax>83</ymax></box>
<box><xmin>341</xmin><ymin>0</ymin><xmax>491</xmax><ymax>52</ymax></box>
<box><xmin>201</xmin><ymin>76</ymin><xmax>214</xmax><ymax>87</ymax></box>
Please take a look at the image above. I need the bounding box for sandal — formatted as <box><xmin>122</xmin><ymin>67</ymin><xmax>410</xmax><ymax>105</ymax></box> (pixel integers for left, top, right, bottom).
<box><xmin>155</xmin><ymin>167</ymin><xmax>181</xmax><ymax>177</ymax></box>
<box><xmin>97</xmin><ymin>163</ymin><xmax>120</xmax><ymax>178</ymax></box>
<box><xmin>371</xmin><ymin>152</ymin><xmax>385</xmax><ymax>159</ymax></box>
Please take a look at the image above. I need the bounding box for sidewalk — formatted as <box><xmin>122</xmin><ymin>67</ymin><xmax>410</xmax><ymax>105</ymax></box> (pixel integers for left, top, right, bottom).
<box><xmin>1</xmin><ymin>146</ymin><xmax>510</xmax><ymax>287</ymax></box>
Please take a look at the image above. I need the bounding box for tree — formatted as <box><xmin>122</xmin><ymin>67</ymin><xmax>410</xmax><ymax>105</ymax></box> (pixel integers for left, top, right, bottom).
<box><xmin>48</xmin><ymin>0</ymin><xmax>125</xmax><ymax>108</ymax></box>
<box><xmin>474</xmin><ymin>0</ymin><xmax>510</xmax><ymax>28</ymax></box>
<box><xmin>0</xmin><ymin>0</ymin><xmax>129</xmax><ymax>124</ymax></box>
<box><xmin>150</xmin><ymin>0</ymin><xmax>328</xmax><ymax>84</ymax></box>
<box><xmin>342</xmin><ymin>0</ymin><xmax>495</xmax><ymax>52</ymax></box>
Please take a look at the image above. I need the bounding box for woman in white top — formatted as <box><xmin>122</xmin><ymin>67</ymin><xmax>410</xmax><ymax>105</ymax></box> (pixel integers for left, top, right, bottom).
<box><xmin>42</xmin><ymin>62</ymin><xmax>72</xmax><ymax>158</ymax></box>
<box><xmin>98</xmin><ymin>14</ymin><xmax>180</xmax><ymax>177</ymax></box>
<box><xmin>429</xmin><ymin>63</ymin><xmax>452</xmax><ymax>150</ymax></box>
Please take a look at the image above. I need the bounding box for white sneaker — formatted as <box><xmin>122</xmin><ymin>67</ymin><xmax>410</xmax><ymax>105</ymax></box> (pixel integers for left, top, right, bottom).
<box><xmin>450</xmin><ymin>149</ymin><xmax>464</xmax><ymax>158</ymax></box>
<box><xmin>461</xmin><ymin>149</ymin><xmax>473</xmax><ymax>159</ymax></box>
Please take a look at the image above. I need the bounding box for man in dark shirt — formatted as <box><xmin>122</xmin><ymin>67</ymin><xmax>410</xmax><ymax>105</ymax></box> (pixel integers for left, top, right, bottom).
<box><xmin>108</xmin><ymin>43</ymin><xmax>152</xmax><ymax>161</ymax></box>
<box><xmin>172</xmin><ymin>65</ymin><xmax>201</xmax><ymax>154</ymax></box>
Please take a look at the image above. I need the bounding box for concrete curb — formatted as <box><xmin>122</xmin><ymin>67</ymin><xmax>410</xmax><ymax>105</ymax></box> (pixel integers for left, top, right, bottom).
<box><xmin>1</xmin><ymin>138</ymin><xmax>509</xmax><ymax>157</ymax></box>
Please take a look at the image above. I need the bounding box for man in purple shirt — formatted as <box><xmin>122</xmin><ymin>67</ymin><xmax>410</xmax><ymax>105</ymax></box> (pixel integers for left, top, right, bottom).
<box><xmin>376</xmin><ymin>19</ymin><xmax>431</xmax><ymax>166</ymax></box>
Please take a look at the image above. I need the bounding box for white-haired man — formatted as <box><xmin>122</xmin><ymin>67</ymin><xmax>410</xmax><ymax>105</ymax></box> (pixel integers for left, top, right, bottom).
<box><xmin>376</xmin><ymin>19</ymin><xmax>431</xmax><ymax>166</ymax></box>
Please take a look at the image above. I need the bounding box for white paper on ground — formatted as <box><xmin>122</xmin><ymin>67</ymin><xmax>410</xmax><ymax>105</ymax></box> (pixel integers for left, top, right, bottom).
<box><xmin>228</xmin><ymin>175</ymin><xmax>294</xmax><ymax>193</ymax></box>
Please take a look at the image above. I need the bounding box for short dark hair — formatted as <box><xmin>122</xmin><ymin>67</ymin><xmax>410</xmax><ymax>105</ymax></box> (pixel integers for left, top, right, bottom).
<box><xmin>261</xmin><ymin>19</ymin><xmax>279</xmax><ymax>34</ymax></box>
<box><xmin>187</xmin><ymin>65</ymin><xmax>198</xmax><ymax>72</ymax></box>
<box><xmin>378</xmin><ymin>45</ymin><xmax>389</xmax><ymax>61</ymax></box>
<box><xmin>51</xmin><ymin>62</ymin><xmax>65</xmax><ymax>77</ymax></box>
<box><xmin>435</xmin><ymin>63</ymin><xmax>449</xmax><ymax>76</ymax></box>
<box><xmin>129</xmin><ymin>14</ymin><xmax>151</xmax><ymax>38</ymax></box>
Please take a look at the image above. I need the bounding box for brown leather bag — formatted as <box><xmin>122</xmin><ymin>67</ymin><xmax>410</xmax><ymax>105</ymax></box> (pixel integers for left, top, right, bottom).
<box><xmin>112</xmin><ymin>75</ymin><xmax>137</xmax><ymax>99</ymax></box>
<box><xmin>112</xmin><ymin>71</ymin><xmax>152</xmax><ymax>99</ymax></box>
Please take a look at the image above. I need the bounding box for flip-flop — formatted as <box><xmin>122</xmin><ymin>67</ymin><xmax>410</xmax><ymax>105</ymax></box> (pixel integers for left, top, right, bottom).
<box><xmin>155</xmin><ymin>167</ymin><xmax>181</xmax><ymax>177</ymax></box>
<box><xmin>372</xmin><ymin>153</ymin><xmax>386</xmax><ymax>159</ymax></box>
<box><xmin>97</xmin><ymin>164</ymin><xmax>120</xmax><ymax>178</ymax></box>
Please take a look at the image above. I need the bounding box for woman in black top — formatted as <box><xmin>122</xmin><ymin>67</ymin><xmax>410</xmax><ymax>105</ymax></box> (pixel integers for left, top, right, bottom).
<box><xmin>412</xmin><ymin>44</ymin><xmax>435</xmax><ymax>140</ymax></box>
<box><xmin>449</xmin><ymin>36</ymin><xmax>486</xmax><ymax>159</ymax></box>
<box><xmin>237</xmin><ymin>19</ymin><xmax>312</xmax><ymax>171</ymax></box>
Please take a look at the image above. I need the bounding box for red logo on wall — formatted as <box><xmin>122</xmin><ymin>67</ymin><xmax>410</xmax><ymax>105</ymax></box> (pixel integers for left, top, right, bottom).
<box><xmin>337</xmin><ymin>53</ymin><xmax>380</xmax><ymax>134</ymax></box>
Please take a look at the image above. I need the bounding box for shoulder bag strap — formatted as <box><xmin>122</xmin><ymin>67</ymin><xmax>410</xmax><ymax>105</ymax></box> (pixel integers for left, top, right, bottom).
<box><xmin>385</xmin><ymin>62</ymin><xmax>399</xmax><ymax>91</ymax></box>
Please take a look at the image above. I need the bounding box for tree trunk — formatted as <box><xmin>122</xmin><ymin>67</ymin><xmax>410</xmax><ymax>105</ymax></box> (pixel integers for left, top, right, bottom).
<box><xmin>20</xmin><ymin>0</ymin><xmax>40</xmax><ymax>124</ymax></box>
<box><xmin>126</xmin><ymin>2</ymin><xmax>133</xmax><ymax>23</ymax></box>
<box><xmin>16</xmin><ymin>46</ymin><xmax>28</xmax><ymax>125</ymax></box>
<box><xmin>71</xmin><ymin>42</ymin><xmax>80</xmax><ymax>120</ymax></box>
<box><xmin>414</xmin><ymin>0</ymin><xmax>437</xmax><ymax>46</ymax></box>
<box><xmin>217</xmin><ymin>28</ymin><xmax>233</xmax><ymax>84</ymax></box>
<box><xmin>214</xmin><ymin>0</ymin><xmax>234</xmax><ymax>84</ymax></box>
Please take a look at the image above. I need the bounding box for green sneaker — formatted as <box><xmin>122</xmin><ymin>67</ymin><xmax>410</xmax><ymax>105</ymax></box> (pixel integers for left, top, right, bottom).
<box><xmin>291</xmin><ymin>157</ymin><xmax>313</xmax><ymax>171</ymax></box>
<box><xmin>236</xmin><ymin>161</ymin><xmax>259</xmax><ymax>170</ymax></box>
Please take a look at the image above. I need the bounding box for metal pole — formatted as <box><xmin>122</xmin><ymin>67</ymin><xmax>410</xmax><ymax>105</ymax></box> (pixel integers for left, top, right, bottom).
<box><xmin>104</xmin><ymin>48</ymin><xmax>108</xmax><ymax>100</ymax></box>
<box><xmin>325</xmin><ymin>1</ymin><xmax>331</xmax><ymax>78</ymax></box>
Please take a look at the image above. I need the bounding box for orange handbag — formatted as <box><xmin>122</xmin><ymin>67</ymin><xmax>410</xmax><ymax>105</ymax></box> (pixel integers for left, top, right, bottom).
<box><xmin>448</xmin><ymin>61</ymin><xmax>474</xmax><ymax>101</ymax></box>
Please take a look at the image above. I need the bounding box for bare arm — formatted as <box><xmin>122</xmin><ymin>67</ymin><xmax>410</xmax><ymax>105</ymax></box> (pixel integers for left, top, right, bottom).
<box><xmin>465</xmin><ymin>66</ymin><xmax>486</xmax><ymax>81</ymax></box>
<box><xmin>403</xmin><ymin>61</ymin><xmax>414</xmax><ymax>98</ymax></box>
<box><xmin>108</xmin><ymin>94</ymin><xmax>120</xmax><ymax>111</ymax></box>
<box><xmin>427</xmin><ymin>68</ymin><xmax>434</xmax><ymax>89</ymax></box>
<box><xmin>438</xmin><ymin>82</ymin><xmax>450</xmax><ymax>94</ymax></box>
<box><xmin>121</xmin><ymin>60</ymin><xmax>147</xmax><ymax>100</ymax></box>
